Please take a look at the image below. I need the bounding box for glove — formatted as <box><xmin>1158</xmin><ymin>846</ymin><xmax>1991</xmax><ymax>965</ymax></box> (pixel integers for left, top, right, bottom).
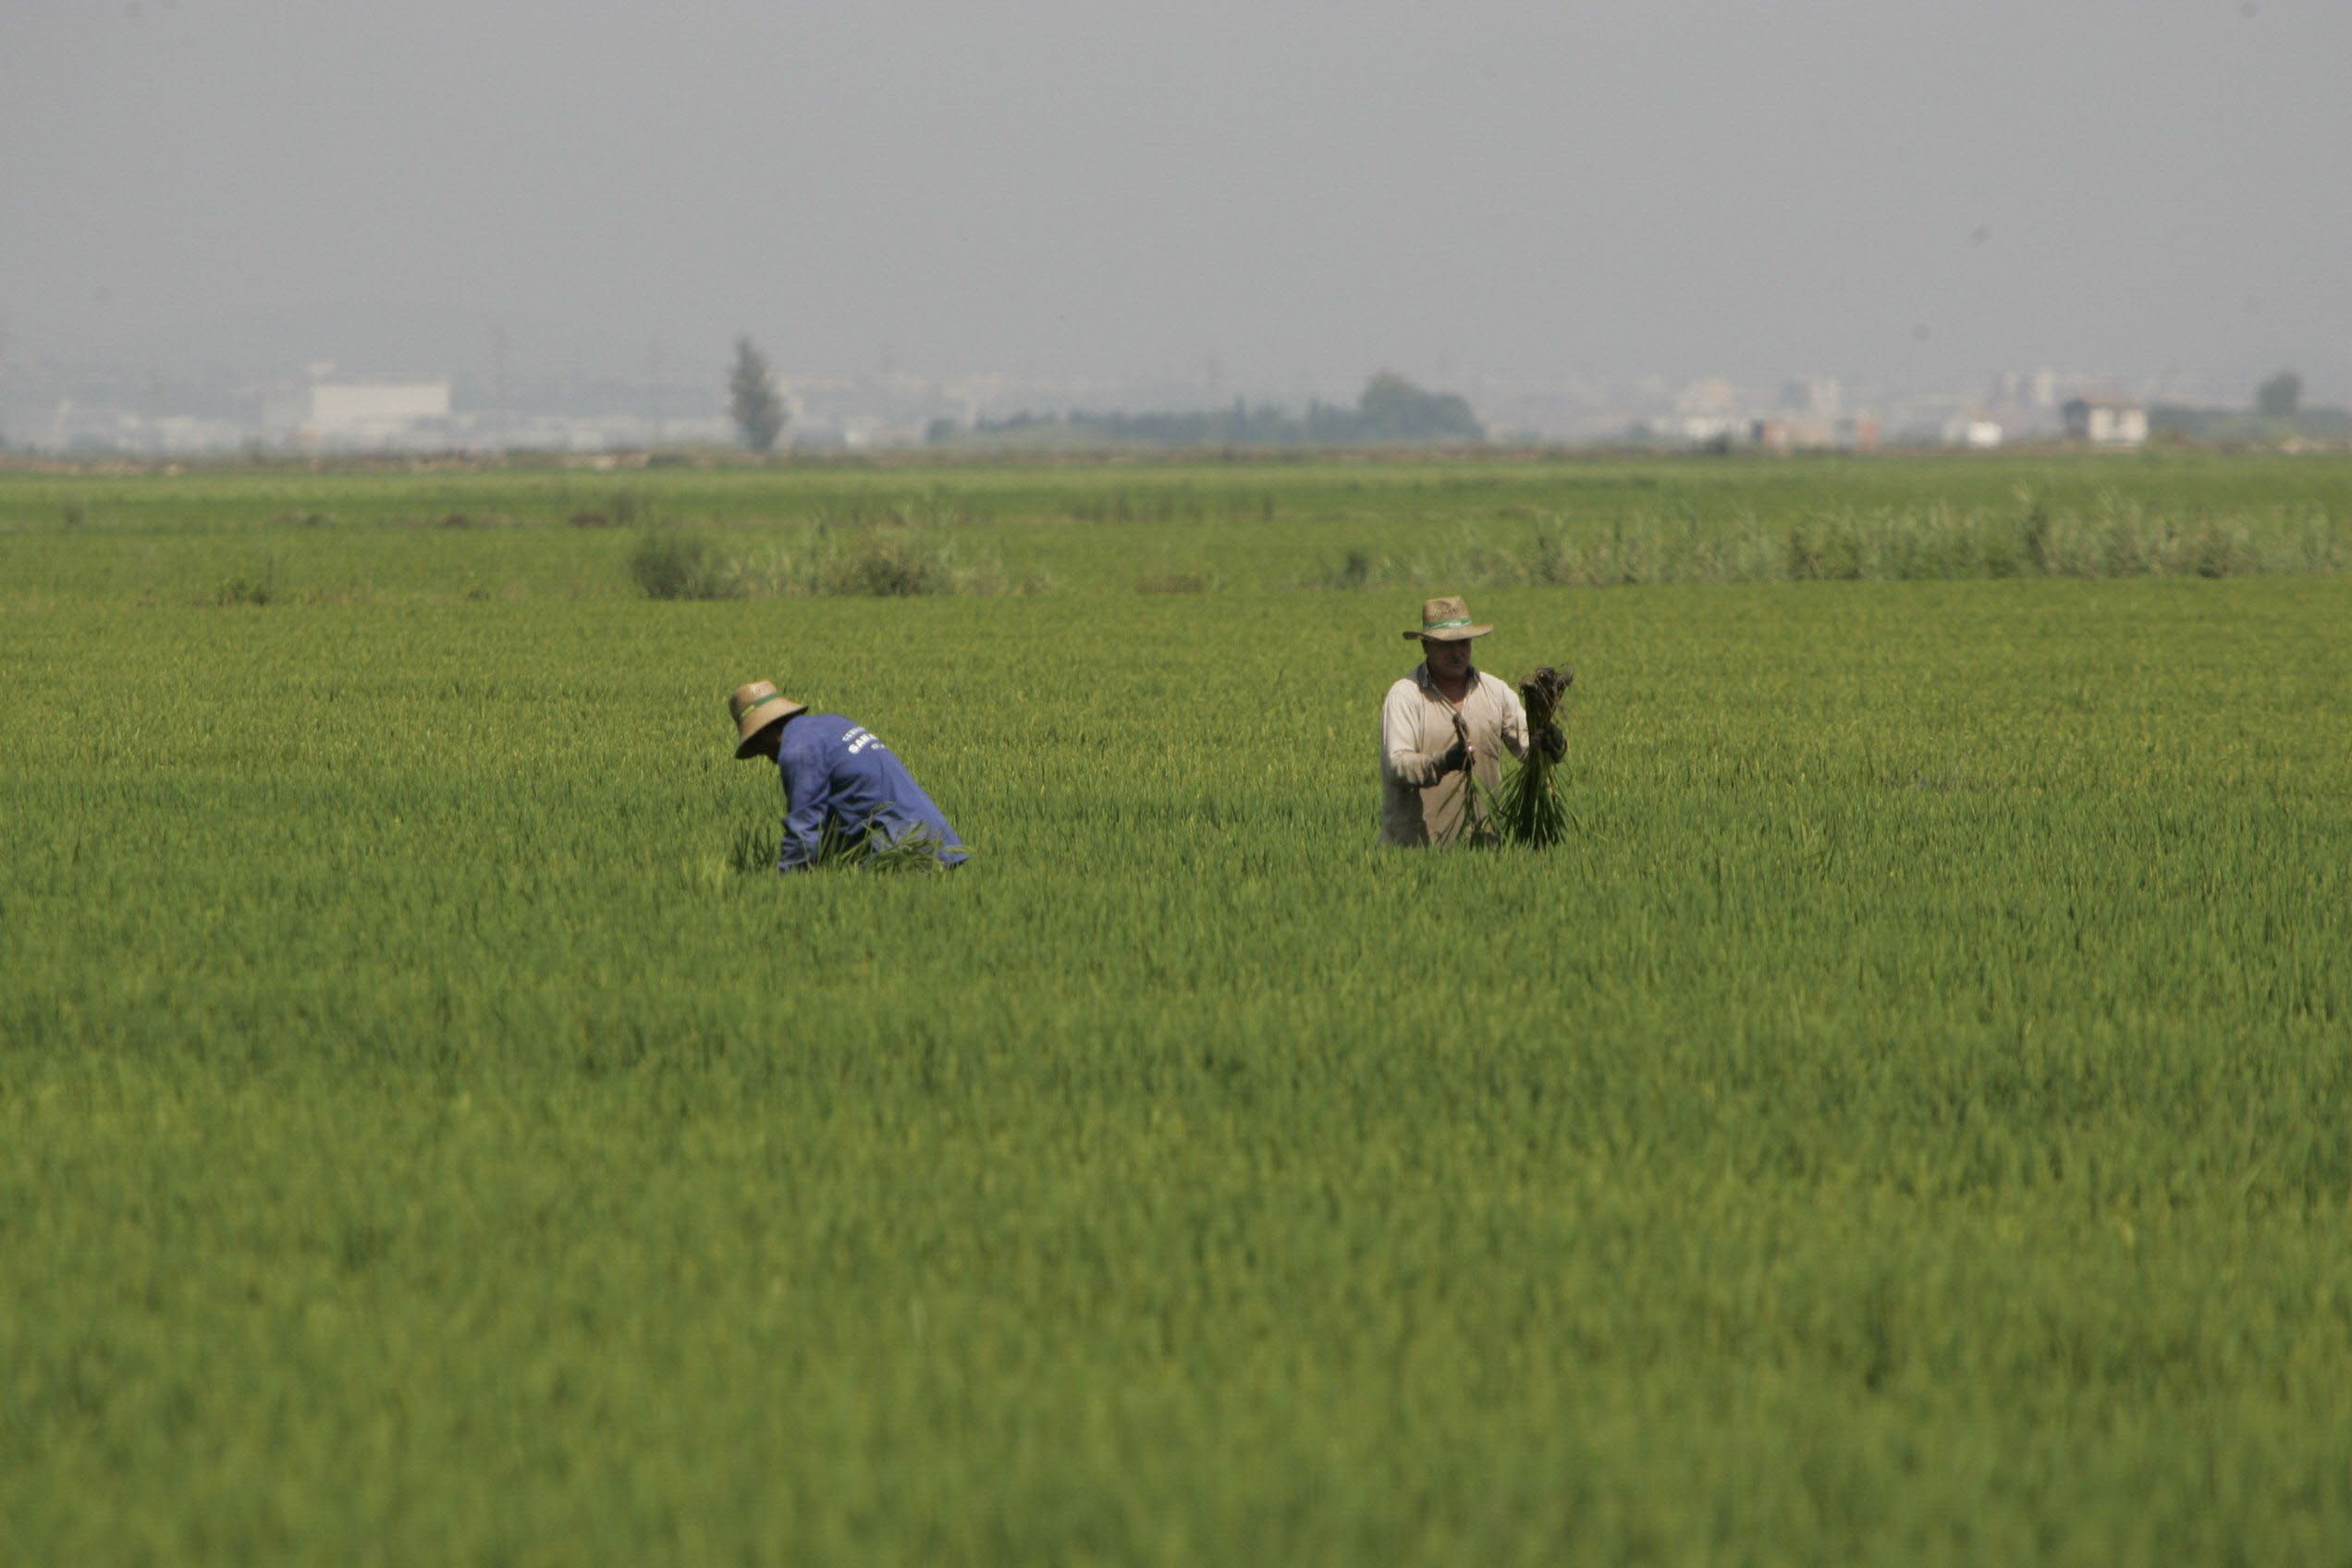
<box><xmin>1539</xmin><ymin>724</ymin><xmax>1566</xmax><ymax>762</ymax></box>
<box><xmin>1438</xmin><ymin>735</ymin><xmax>1471</xmax><ymax>775</ymax></box>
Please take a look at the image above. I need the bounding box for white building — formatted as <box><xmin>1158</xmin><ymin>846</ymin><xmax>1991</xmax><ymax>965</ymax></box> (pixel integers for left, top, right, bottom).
<box><xmin>265</xmin><ymin>379</ymin><xmax>454</xmax><ymax>448</ymax></box>
<box><xmin>2062</xmin><ymin>398</ymin><xmax>2148</xmax><ymax>447</ymax></box>
<box><xmin>307</xmin><ymin>381</ymin><xmax>447</xmax><ymax>427</ymax></box>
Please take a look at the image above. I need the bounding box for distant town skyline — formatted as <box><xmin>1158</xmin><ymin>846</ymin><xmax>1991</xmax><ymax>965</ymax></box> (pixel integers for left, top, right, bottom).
<box><xmin>3</xmin><ymin>347</ymin><xmax>2308</xmax><ymax>459</ymax></box>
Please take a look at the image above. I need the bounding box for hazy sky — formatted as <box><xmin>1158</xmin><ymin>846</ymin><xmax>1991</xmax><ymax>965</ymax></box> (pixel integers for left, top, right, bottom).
<box><xmin>6</xmin><ymin>0</ymin><xmax>2346</xmax><ymax>399</ymax></box>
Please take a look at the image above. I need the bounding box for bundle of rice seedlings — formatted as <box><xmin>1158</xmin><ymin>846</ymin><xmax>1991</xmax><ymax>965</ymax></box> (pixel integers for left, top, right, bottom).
<box><xmin>855</xmin><ymin>827</ymin><xmax>964</xmax><ymax>874</ymax></box>
<box><xmin>815</xmin><ymin>819</ymin><xmax>962</xmax><ymax>874</ymax></box>
<box><xmin>1497</xmin><ymin>665</ymin><xmax>1574</xmax><ymax>847</ymax></box>
<box><xmin>731</xmin><ymin>820</ymin><xmax>965</xmax><ymax>875</ymax></box>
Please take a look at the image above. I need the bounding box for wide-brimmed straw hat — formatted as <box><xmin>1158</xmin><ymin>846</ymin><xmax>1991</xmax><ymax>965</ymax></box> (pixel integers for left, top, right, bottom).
<box><xmin>1403</xmin><ymin>594</ymin><xmax>1493</xmax><ymax>642</ymax></box>
<box><xmin>729</xmin><ymin>680</ymin><xmax>808</xmax><ymax>758</ymax></box>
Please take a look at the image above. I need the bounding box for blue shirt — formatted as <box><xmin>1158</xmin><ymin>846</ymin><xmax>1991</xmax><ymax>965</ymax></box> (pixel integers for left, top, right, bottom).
<box><xmin>772</xmin><ymin>714</ymin><xmax>967</xmax><ymax>872</ymax></box>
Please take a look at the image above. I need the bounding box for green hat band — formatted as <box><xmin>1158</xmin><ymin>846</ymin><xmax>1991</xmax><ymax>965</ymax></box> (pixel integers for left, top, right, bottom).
<box><xmin>1423</xmin><ymin>617</ymin><xmax>1472</xmax><ymax>630</ymax></box>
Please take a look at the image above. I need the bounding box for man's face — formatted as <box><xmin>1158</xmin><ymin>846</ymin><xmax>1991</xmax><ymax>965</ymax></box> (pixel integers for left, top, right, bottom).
<box><xmin>1422</xmin><ymin>637</ymin><xmax>1475</xmax><ymax>681</ymax></box>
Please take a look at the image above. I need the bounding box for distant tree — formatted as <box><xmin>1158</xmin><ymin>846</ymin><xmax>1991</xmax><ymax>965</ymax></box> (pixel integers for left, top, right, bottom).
<box><xmin>2256</xmin><ymin>371</ymin><xmax>2302</xmax><ymax>419</ymax></box>
<box><xmin>964</xmin><ymin>374</ymin><xmax>1485</xmax><ymax>449</ymax></box>
<box><xmin>1353</xmin><ymin>371</ymin><xmax>1484</xmax><ymax>443</ymax></box>
<box><xmin>729</xmin><ymin>337</ymin><xmax>786</xmax><ymax>452</ymax></box>
<box><xmin>1304</xmin><ymin>398</ymin><xmax>1355</xmax><ymax>444</ymax></box>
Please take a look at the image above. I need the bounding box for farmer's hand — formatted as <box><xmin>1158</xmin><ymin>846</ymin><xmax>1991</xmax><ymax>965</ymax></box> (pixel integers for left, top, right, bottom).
<box><xmin>1439</xmin><ymin>735</ymin><xmax>1471</xmax><ymax>775</ymax></box>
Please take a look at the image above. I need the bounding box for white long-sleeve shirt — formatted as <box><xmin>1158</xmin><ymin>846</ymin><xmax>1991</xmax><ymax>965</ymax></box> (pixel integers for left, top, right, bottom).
<box><xmin>1379</xmin><ymin>662</ymin><xmax>1529</xmax><ymax>846</ymax></box>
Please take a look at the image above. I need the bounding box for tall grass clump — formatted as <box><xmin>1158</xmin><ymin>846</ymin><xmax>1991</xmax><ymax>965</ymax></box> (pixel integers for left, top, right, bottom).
<box><xmin>214</xmin><ymin>552</ymin><xmax>283</xmax><ymax>606</ymax></box>
<box><xmin>724</xmin><ymin>524</ymin><xmax>1038</xmax><ymax>598</ymax></box>
<box><xmin>628</xmin><ymin>527</ymin><xmax>737</xmax><ymax>599</ymax></box>
<box><xmin>630</xmin><ymin>523</ymin><xmax>1037</xmax><ymax>600</ymax></box>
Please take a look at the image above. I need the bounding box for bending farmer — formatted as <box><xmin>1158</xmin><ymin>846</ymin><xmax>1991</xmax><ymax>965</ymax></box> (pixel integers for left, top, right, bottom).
<box><xmin>729</xmin><ymin>680</ymin><xmax>968</xmax><ymax>872</ymax></box>
<box><xmin>1378</xmin><ymin>594</ymin><xmax>1562</xmax><ymax>847</ymax></box>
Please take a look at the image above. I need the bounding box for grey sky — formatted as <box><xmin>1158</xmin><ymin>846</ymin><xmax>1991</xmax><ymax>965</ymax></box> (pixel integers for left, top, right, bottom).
<box><xmin>6</xmin><ymin>0</ymin><xmax>2346</xmax><ymax>401</ymax></box>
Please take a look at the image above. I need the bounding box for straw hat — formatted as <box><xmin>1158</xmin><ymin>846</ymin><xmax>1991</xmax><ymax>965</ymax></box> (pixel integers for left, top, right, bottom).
<box><xmin>1403</xmin><ymin>594</ymin><xmax>1493</xmax><ymax>642</ymax></box>
<box><xmin>729</xmin><ymin>680</ymin><xmax>808</xmax><ymax>758</ymax></box>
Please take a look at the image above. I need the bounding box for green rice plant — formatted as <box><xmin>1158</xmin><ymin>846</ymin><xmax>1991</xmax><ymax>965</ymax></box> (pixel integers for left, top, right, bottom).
<box><xmin>5</xmin><ymin>470</ymin><xmax>2352</xmax><ymax>1562</ymax></box>
<box><xmin>213</xmin><ymin>551</ymin><xmax>281</xmax><ymax>606</ymax></box>
<box><xmin>807</xmin><ymin>487</ymin><xmax>977</xmax><ymax>530</ymax></box>
<box><xmin>1134</xmin><ymin>568</ymin><xmax>1215</xmax><ymax>594</ymax></box>
<box><xmin>727</xmin><ymin>817</ymin><xmax>778</xmax><ymax>874</ymax></box>
<box><xmin>1322</xmin><ymin>546</ymin><xmax>1376</xmax><ymax>588</ymax></box>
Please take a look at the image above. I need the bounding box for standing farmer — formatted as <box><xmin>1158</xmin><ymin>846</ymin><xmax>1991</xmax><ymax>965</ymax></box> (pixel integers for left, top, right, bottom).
<box><xmin>729</xmin><ymin>680</ymin><xmax>967</xmax><ymax>872</ymax></box>
<box><xmin>1378</xmin><ymin>594</ymin><xmax>1560</xmax><ymax>847</ymax></box>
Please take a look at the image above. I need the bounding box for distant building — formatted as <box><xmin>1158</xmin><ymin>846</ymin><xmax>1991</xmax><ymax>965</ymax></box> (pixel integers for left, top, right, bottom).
<box><xmin>1674</xmin><ymin>377</ymin><xmax>1740</xmax><ymax>416</ymax></box>
<box><xmin>1779</xmin><ymin>375</ymin><xmax>1843</xmax><ymax>418</ymax></box>
<box><xmin>1678</xmin><ymin>413</ymin><xmax>1745</xmax><ymax>445</ymax></box>
<box><xmin>308</xmin><ymin>381</ymin><xmax>448</xmax><ymax>427</ymax></box>
<box><xmin>1990</xmin><ymin>370</ymin><xmax>2064</xmax><ymax>410</ymax></box>
<box><xmin>265</xmin><ymin>379</ymin><xmax>454</xmax><ymax>448</ymax></box>
<box><xmin>1936</xmin><ymin>410</ymin><xmax>2006</xmax><ymax>448</ymax></box>
<box><xmin>1749</xmin><ymin>415</ymin><xmax>1880</xmax><ymax>453</ymax></box>
<box><xmin>2062</xmin><ymin>397</ymin><xmax>2148</xmax><ymax>447</ymax></box>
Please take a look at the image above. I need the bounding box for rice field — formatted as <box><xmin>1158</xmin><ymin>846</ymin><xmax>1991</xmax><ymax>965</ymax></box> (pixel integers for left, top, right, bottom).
<box><xmin>2</xmin><ymin>454</ymin><xmax>2348</xmax><ymax>1564</ymax></box>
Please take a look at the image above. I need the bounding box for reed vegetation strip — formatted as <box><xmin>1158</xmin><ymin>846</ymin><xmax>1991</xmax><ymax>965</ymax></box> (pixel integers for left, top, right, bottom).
<box><xmin>1311</xmin><ymin>498</ymin><xmax>2352</xmax><ymax>588</ymax></box>
<box><xmin>1</xmin><ymin>485</ymin><xmax>2349</xmax><ymax>1560</ymax></box>
<box><xmin>3</xmin><ymin>453</ymin><xmax>2347</xmax><ymax>604</ymax></box>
